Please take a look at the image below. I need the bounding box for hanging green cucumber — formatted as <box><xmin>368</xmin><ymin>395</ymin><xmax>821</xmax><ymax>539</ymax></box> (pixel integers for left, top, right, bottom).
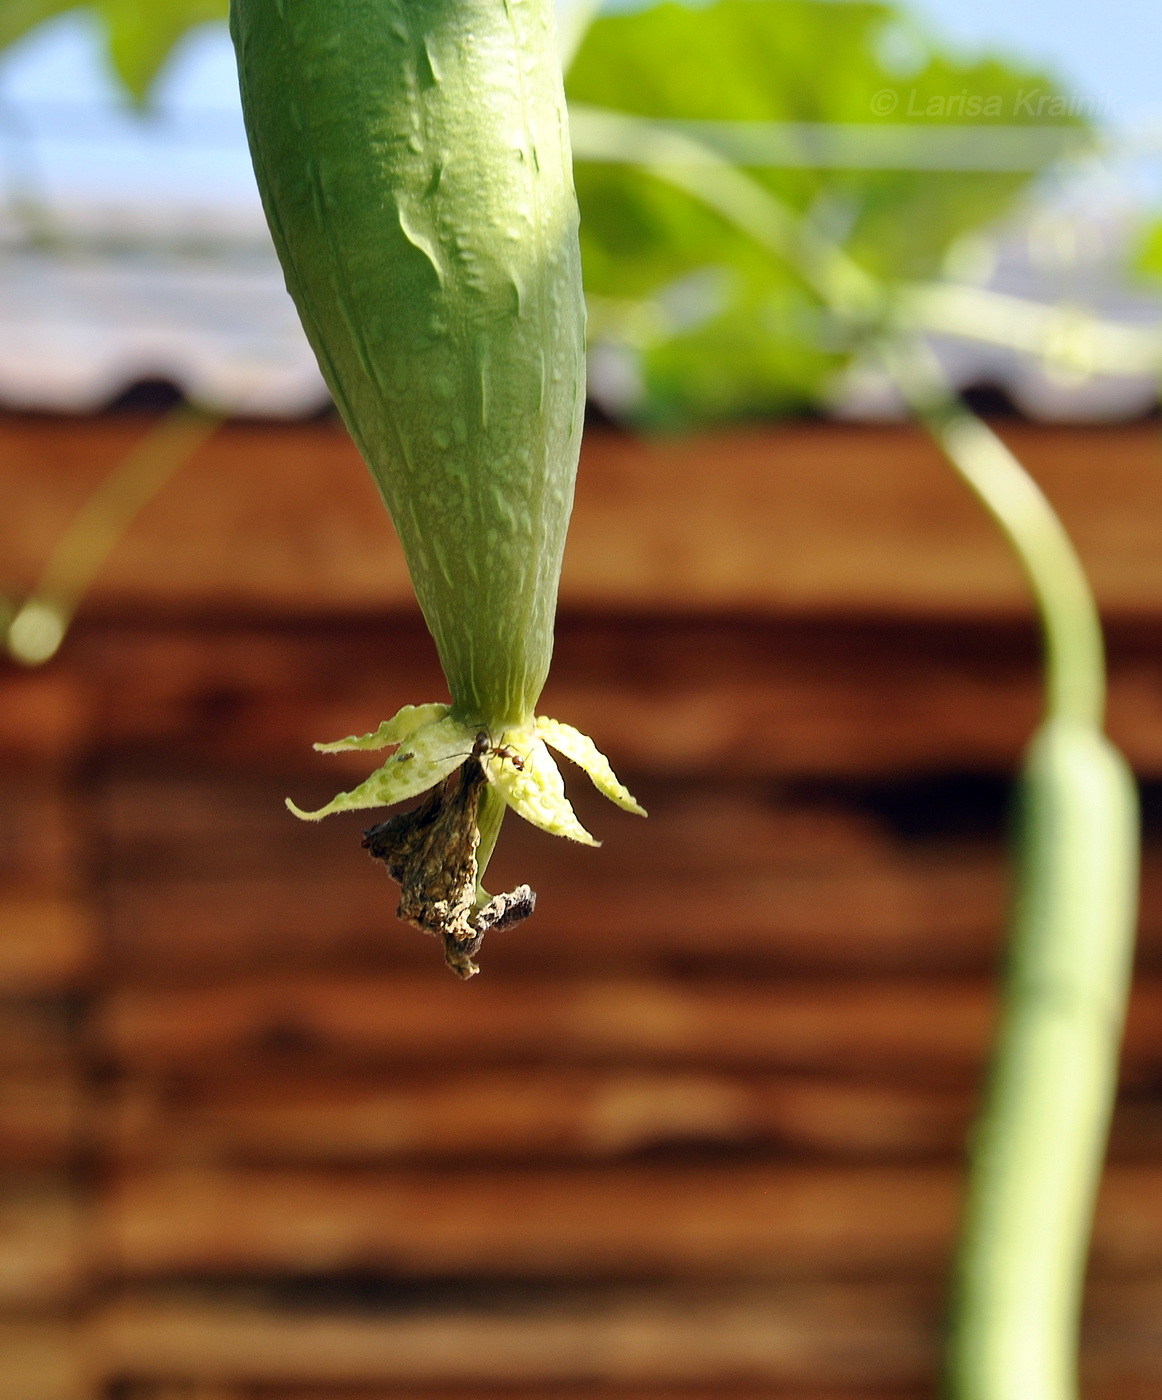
<box><xmin>231</xmin><ymin>0</ymin><xmax>644</xmax><ymax>976</ymax></box>
<box><xmin>947</xmin><ymin>719</ymin><xmax>1138</xmax><ymax>1400</ymax></box>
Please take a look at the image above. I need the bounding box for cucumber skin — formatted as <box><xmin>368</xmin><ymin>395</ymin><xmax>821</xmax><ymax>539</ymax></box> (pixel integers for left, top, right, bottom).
<box><xmin>948</xmin><ymin>719</ymin><xmax>1139</xmax><ymax>1400</ymax></box>
<box><xmin>231</xmin><ymin>0</ymin><xmax>585</xmax><ymax>730</ymax></box>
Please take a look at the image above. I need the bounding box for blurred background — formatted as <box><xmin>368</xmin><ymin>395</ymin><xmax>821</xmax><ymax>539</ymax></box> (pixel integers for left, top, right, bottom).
<box><xmin>4</xmin><ymin>1</ymin><xmax>1162</xmax><ymax>1397</ymax></box>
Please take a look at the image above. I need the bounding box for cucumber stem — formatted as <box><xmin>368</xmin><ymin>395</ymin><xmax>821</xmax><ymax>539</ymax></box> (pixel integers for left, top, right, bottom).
<box><xmin>473</xmin><ymin>781</ymin><xmax>508</xmax><ymax>901</ymax></box>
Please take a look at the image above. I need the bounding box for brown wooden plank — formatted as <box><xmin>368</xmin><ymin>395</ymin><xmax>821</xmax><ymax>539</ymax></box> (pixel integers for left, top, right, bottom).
<box><xmin>72</xmin><ymin>1279</ymin><xmax>1162</xmax><ymax>1397</ymax></box>
<box><xmin>95</xmin><ymin>843</ymin><xmax>1162</xmax><ymax>982</ymax></box>
<box><xmin>105</xmin><ymin>1068</ymin><xmax>974</xmax><ymax>1167</ymax></box>
<box><xmin>1107</xmin><ymin>1094</ymin><xmax>1162</xmax><ymax>1161</ymax></box>
<box><xmin>96</xmin><ymin>767</ymin><xmax>959</xmax><ymax>885</ymax></box>
<box><xmin>93</xmin><ymin>975</ymin><xmax>999</xmax><ymax>1076</ymax></box>
<box><xmin>0</xmin><ymin>1003</ymin><xmax>77</xmax><ymax>1075</ymax></box>
<box><xmin>103</xmin><ymin>865</ymin><xmax>1006</xmax><ymax>981</ymax></box>
<box><xmin>91</xmin><ymin>1163</ymin><xmax>1162</xmax><ymax>1282</ymax></box>
<box><xmin>0</xmin><ymin>898</ymin><xmax>94</xmax><ymax>996</ymax></box>
<box><xmin>0</xmin><ymin>1070</ymin><xmax>80</xmax><ymax>1167</ymax></box>
<box><xmin>98</xmin><ymin>768</ymin><xmax>1009</xmax><ymax>980</ymax></box>
<box><xmin>8</xmin><ymin>416</ymin><xmax>1162</xmax><ymax>617</ymax></box>
<box><xmin>1082</xmin><ymin>1278</ymin><xmax>1162</xmax><ymax>1398</ymax></box>
<box><xmin>91</xmin><ymin>974</ymin><xmax>1162</xmax><ymax>1082</ymax></box>
<box><xmin>0</xmin><ymin>1319</ymin><xmax>82</xmax><ymax>1400</ymax></box>
<box><xmin>106</xmin><ymin>1391</ymin><xmax>925</xmax><ymax>1400</ymax></box>
<box><xmin>86</xmin><ymin>1283</ymin><xmax>936</xmax><ymax>1390</ymax></box>
<box><xmin>0</xmin><ymin>668</ymin><xmax>89</xmax><ymax>765</ymax></box>
<box><xmin>67</xmin><ymin>1384</ymin><xmax>1141</xmax><ymax>1400</ymax></box>
<box><xmin>95</xmin><ymin>760</ymin><xmax>1162</xmax><ymax>983</ymax></box>
<box><xmin>0</xmin><ymin>781</ymin><xmax>80</xmax><ymax>889</ymax></box>
<box><xmin>109</xmin><ymin>1390</ymin><xmax>927</xmax><ymax>1400</ymax></box>
<box><xmin>563</xmin><ymin>424</ymin><xmax>1162</xmax><ymax>619</ymax></box>
<box><xmin>0</xmin><ymin>413</ymin><xmax>407</xmax><ymax>611</ymax></box>
<box><xmin>59</xmin><ymin>615</ymin><xmax>1050</xmax><ymax>778</ymax></box>
<box><xmin>91</xmin><ymin>754</ymin><xmax>1162</xmax><ymax>987</ymax></box>
<box><xmin>0</xmin><ymin>779</ymin><xmax>93</xmax><ymax>987</ymax></box>
<box><xmin>56</xmin><ymin>613</ymin><xmax>1162</xmax><ymax>780</ymax></box>
<box><xmin>74</xmin><ymin>1280</ymin><xmax>1162</xmax><ymax>1396</ymax></box>
<box><xmin>173</xmin><ymin>1391</ymin><xmax>926</xmax><ymax>1400</ymax></box>
<box><xmin>100</xmin><ymin>1068</ymin><xmax>1162</xmax><ymax>1169</ymax></box>
<box><xmin>0</xmin><ymin>1175</ymin><xmax>84</xmax><ymax>1307</ymax></box>
<box><xmin>97</xmin><ymin>1164</ymin><xmax>958</xmax><ymax>1280</ymax></box>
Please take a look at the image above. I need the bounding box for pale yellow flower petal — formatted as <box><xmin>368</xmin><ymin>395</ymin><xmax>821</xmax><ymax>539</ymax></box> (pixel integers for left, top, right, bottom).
<box><xmin>287</xmin><ymin>713</ymin><xmax>474</xmax><ymax>821</ymax></box>
<box><xmin>536</xmin><ymin>716</ymin><xmax>647</xmax><ymax>816</ymax></box>
<box><xmin>489</xmin><ymin>734</ymin><xmax>598</xmax><ymax>846</ymax></box>
<box><xmin>313</xmin><ymin>702</ymin><xmax>450</xmax><ymax>753</ymax></box>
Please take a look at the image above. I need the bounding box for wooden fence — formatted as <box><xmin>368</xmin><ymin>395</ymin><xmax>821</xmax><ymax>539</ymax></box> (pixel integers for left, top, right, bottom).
<box><xmin>3</xmin><ymin>412</ymin><xmax>1162</xmax><ymax>1399</ymax></box>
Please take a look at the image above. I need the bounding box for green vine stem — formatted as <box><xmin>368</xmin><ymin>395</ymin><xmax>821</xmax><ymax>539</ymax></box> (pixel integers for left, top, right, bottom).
<box><xmin>5</xmin><ymin>404</ymin><xmax>219</xmax><ymax>665</ymax></box>
<box><xmin>879</xmin><ymin>337</ymin><xmax>1105</xmax><ymax>728</ymax></box>
<box><xmin>880</xmin><ymin>339</ymin><xmax>1138</xmax><ymax>1400</ymax></box>
<box><xmin>570</xmin><ymin>105</ymin><xmax>1141</xmax><ymax>1400</ymax></box>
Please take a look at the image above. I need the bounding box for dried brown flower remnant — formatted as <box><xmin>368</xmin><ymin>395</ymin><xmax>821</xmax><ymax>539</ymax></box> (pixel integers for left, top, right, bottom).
<box><xmin>363</xmin><ymin>759</ymin><xmax>535</xmax><ymax>978</ymax></box>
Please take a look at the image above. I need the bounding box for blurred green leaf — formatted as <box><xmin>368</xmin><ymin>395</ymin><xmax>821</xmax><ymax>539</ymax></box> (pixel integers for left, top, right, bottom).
<box><xmin>1136</xmin><ymin>219</ymin><xmax>1162</xmax><ymax>282</ymax></box>
<box><xmin>0</xmin><ymin>0</ymin><xmax>1088</xmax><ymax>427</ymax></box>
<box><xmin>568</xmin><ymin>0</ymin><xmax>1085</xmax><ymax>427</ymax></box>
<box><xmin>0</xmin><ymin>0</ymin><xmax>78</xmax><ymax>50</ymax></box>
<box><xmin>96</xmin><ymin>0</ymin><xmax>227</xmax><ymax>101</ymax></box>
<box><xmin>0</xmin><ymin>0</ymin><xmax>227</xmax><ymax>100</ymax></box>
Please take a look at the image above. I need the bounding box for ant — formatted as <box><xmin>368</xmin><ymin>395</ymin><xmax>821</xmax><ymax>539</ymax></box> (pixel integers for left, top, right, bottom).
<box><xmin>470</xmin><ymin>729</ymin><xmax>525</xmax><ymax>771</ymax></box>
<box><xmin>388</xmin><ymin>731</ymin><xmax>525</xmax><ymax>773</ymax></box>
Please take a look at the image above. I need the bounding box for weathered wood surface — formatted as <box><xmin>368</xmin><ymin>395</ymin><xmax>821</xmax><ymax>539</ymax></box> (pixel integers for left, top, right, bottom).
<box><xmin>0</xmin><ymin>898</ymin><xmax>93</xmax><ymax>995</ymax></box>
<box><xmin>7</xmin><ymin>415</ymin><xmax>1162</xmax><ymax>618</ymax></box>
<box><xmin>92</xmin><ymin>849</ymin><xmax>1162</xmax><ymax>981</ymax></box>
<box><xmin>0</xmin><ymin>669</ymin><xmax>88</xmax><ymax>764</ymax></box>
<box><xmin>97</xmin><ymin>1390</ymin><xmax>928</xmax><ymax>1400</ymax></box>
<box><xmin>97</xmin><ymin>761</ymin><xmax>1162</xmax><ymax>981</ymax></box>
<box><xmin>91</xmin><ymin>974</ymin><xmax>1162</xmax><ymax>1081</ymax></box>
<box><xmin>93</xmin><ymin>975</ymin><xmax>999</xmax><ymax>1073</ymax></box>
<box><xmin>12</xmin><ymin>614</ymin><xmax>1162</xmax><ymax>777</ymax></box>
<box><xmin>98</xmin><ymin>767</ymin><xmax>1015</xmax><ymax>979</ymax></box>
<box><xmin>9</xmin><ymin>411</ymin><xmax>1162</xmax><ymax>1396</ymax></box>
<box><xmin>97</xmin><ymin>1390</ymin><xmax>930</xmax><ymax>1400</ymax></box>
<box><xmin>0</xmin><ymin>1002</ymin><xmax>77</xmax><ymax>1074</ymax></box>
<box><xmin>8</xmin><ymin>609</ymin><xmax>1162</xmax><ymax>775</ymax></box>
<box><xmin>0</xmin><ymin>1318</ymin><xmax>82</xmax><ymax>1400</ymax></box>
<box><xmin>71</xmin><ymin>1279</ymin><xmax>1162</xmax><ymax>1393</ymax></box>
<box><xmin>104</xmin><ymin>1068</ymin><xmax>1162</xmax><ymax>1169</ymax></box>
<box><xmin>0</xmin><ymin>781</ymin><xmax>79</xmax><ymax>887</ymax></box>
<box><xmin>88</xmin><ymin>1163</ymin><xmax>1162</xmax><ymax>1282</ymax></box>
<box><xmin>0</xmin><ymin>778</ymin><xmax>94</xmax><ymax>993</ymax></box>
<box><xmin>106</xmin><ymin>1067</ymin><xmax>975</xmax><ymax>1165</ymax></box>
<box><xmin>85</xmin><ymin>1283</ymin><xmax>938</xmax><ymax>1389</ymax></box>
<box><xmin>0</xmin><ymin>1070</ymin><xmax>81</xmax><ymax>1167</ymax></box>
<box><xmin>0</xmin><ymin>1174</ymin><xmax>84</xmax><ymax>1307</ymax></box>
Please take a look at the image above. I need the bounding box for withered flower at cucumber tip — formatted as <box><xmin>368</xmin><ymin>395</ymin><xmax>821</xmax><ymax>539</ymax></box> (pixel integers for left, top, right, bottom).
<box><xmin>231</xmin><ymin>0</ymin><xmax>645</xmax><ymax>974</ymax></box>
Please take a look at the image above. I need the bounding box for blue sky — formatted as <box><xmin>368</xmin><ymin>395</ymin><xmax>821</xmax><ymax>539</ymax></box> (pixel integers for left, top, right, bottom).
<box><xmin>904</xmin><ymin>0</ymin><xmax>1158</xmax><ymax>125</ymax></box>
<box><xmin>4</xmin><ymin>1</ymin><xmax>1155</xmax><ymax>122</ymax></box>
<box><xmin>0</xmin><ymin>1</ymin><xmax>1155</xmax><ymax>212</ymax></box>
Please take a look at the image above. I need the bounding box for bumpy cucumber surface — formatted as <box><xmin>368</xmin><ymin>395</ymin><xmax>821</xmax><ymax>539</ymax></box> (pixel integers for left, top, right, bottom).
<box><xmin>231</xmin><ymin>0</ymin><xmax>586</xmax><ymax>730</ymax></box>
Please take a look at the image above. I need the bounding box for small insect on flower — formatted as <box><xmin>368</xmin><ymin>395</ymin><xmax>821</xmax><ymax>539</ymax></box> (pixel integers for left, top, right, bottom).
<box><xmin>471</xmin><ymin>730</ymin><xmax>526</xmax><ymax>772</ymax></box>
